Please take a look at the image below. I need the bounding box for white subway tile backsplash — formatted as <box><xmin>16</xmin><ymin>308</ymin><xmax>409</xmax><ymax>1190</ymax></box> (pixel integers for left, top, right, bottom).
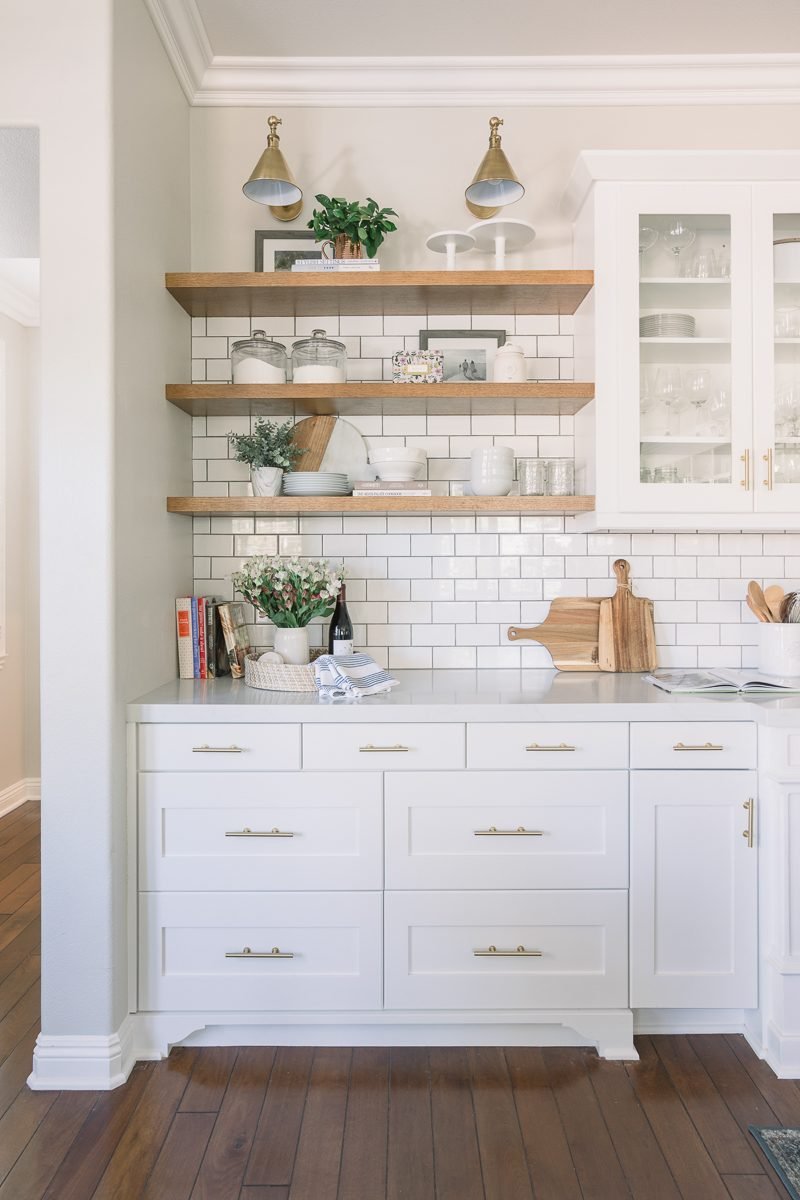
<box><xmin>412</xmin><ymin>625</ymin><xmax>456</xmax><ymax>646</ymax></box>
<box><xmin>411</xmin><ymin>579</ymin><xmax>455</xmax><ymax>602</ymax></box>
<box><xmin>477</xmin><ymin>556</ymin><xmax>520</xmax><ymax>579</ymax></box>
<box><xmin>433</xmin><ymin>647</ymin><xmax>477</xmax><ymax>669</ymax></box>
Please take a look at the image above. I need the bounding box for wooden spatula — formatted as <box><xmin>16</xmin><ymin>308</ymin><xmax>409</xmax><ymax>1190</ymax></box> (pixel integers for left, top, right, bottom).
<box><xmin>747</xmin><ymin>581</ymin><xmax>774</xmax><ymax>623</ymax></box>
<box><xmin>598</xmin><ymin>559</ymin><xmax>658</xmax><ymax>673</ymax></box>
<box><xmin>764</xmin><ymin>585</ymin><xmax>785</xmax><ymax>623</ymax></box>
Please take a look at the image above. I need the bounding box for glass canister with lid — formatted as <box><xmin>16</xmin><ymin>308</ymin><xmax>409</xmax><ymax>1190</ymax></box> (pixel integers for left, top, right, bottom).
<box><xmin>231</xmin><ymin>330</ymin><xmax>287</xmax><ymax>384</ymax></box>
<box><xmin>291</xmin><ymin>328</ymin><xmax>347</xmax><ymax>384</ymax></box>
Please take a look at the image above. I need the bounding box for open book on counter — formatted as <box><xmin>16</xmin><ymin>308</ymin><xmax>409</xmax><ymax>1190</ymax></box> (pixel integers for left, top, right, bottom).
<box><xmin>646</xmin><ymin>669</ymin><xmax>800</xmax><ymax>694</ymax></box>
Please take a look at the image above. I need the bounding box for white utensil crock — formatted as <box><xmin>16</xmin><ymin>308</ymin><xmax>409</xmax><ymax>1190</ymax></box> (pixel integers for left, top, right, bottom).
<box><xmin>251</xmin><ymin>466</ymin><xmax>283</xmax><ymax>496</ymax></box>
<box><xmin>273</xmin><ymin>627</ymin><xmax>310</xmax><ymax>666</ymax></box>
<box><xmin>759</xmin><ymin>624</ymin><xmax>800</xmax><ymax>677</ymax></box>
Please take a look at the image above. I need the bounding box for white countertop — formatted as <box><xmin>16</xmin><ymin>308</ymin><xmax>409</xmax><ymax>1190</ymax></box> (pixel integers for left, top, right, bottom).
<box><xmin>127</xmin><ymin>670</ymin><xmax>800</xmax><ymax>725</ymax></box>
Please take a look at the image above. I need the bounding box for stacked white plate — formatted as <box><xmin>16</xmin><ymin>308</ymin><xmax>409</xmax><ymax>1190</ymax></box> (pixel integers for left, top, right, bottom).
<box><xmin>640</xmin><ymin>313</ymin><xmax>696</xmax><ymax>338</ymax></box>
<box><xmin>283</xmin><ymin>472</ymin><xmax>351</xmax><ymax>496</ymax></box>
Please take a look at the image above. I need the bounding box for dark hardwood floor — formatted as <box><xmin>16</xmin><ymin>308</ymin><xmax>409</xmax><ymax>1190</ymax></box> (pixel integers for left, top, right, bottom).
<box><xmin>0</xmin><ymin>801</ymin><xmax>796</xmax><ymax>1199</ymax></box>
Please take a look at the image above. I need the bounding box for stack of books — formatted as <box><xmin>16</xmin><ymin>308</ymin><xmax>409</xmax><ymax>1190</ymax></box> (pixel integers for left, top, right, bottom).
<box><xmin>351</xmin><ymin>480</ymin><xmax>432</xmax><ymax>498</ymax></box>
<box><xmin>290</xmin><ymin>259</ymin><xmax>380</xmax><ymax>272</ymax></box>
<box><xmin>175</xmin><ymin>598</ymin><xmax>251</xmax><ymax>680</ymax></box>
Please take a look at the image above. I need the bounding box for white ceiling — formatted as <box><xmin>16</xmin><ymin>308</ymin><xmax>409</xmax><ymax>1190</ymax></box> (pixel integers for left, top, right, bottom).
<box><xmin>196</xmin><ymin>0</ymin><xmax>800</xmax><ymax>57</ymax></box>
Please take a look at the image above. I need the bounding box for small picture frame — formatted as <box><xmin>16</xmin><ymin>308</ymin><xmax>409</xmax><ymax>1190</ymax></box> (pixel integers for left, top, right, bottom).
<box><xmin>418</xmin><ymin>329</ymin><xmax>507</xmax><ymax>383</ymax></box>
<box><xmin>255</xmin><ymin>230</ymin><xmax>323</xmax><ymax>273</ymax></box>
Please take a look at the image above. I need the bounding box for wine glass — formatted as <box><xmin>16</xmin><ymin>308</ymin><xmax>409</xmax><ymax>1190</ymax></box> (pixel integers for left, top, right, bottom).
<box><xmin>639</xmin><ymin>226</ymin><xmax>658</xmax><ymax>275</ymax></box>
<box><xmin>654</xmin><ymin>366</ymin><xmax>685</xmax><ymax>436</ymax></box>
<box><xmin>706</xmin><ymin>387</ymin><xmax>731</xmax><ymax>438</ymax></box>
<box><xmin>777</xmin><ymin>384</ymin><xmax>800</xmax><ymax>438</ymax></box>
<box><xmin>662</xmin><ymin>218</ymin><xmax>696</xmax><ymax>276</ymax></box>
<box><xmin>683</xmin><ymin>367</ymin><xmax>714</xmax><ymax>431</ymax></box>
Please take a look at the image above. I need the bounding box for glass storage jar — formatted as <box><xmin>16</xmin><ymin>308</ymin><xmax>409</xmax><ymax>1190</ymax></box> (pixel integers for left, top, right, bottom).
<box><xmin>230</xmin><ymin>330</ymin><xmax>287</xmax><ymax>384</ymax></box>
<box><xmin>545</xmin><ymin>459</ymin><xmax>575</xmax><ymax>496</ymax></box>
<box><xmin>291</xmin><ymin>328</ymin><xmax>347</xmax><ymax>384</ymax></box>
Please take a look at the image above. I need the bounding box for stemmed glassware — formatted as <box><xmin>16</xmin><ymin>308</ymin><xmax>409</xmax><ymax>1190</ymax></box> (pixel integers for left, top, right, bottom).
<box><xmin>639</xmin><ymin>226</ymin><xmax>658</xmax><ymax>275</ymax></box>
<box><xmin>683</xmin><ymin>368</ymin><xmax>714</xmax><ymax>432</ymax></box>
<box><xmin>654</xmin><ymin>366</ymin><xmax>685</xmax><ymax>436</ymax></box>
<box><xmin>777</xmin><ymin>384</ymin><xmax>800</xmax><ymax>438</ymax></box>
<box><xmin>662</xmin><ymin>218</ymin><xmax>696</xmax><ymax>276</ymax></box>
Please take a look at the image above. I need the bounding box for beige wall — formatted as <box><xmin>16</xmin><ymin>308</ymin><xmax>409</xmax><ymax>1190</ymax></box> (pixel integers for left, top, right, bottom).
<box><xmin>0</xmin><ymin>312</ymin><xmax>38</xmax><ymax>794</ymax></box>
<box><xmin>191</xmin><ymin>104</ymin><xmax>800</xmax><ymax>271</ymax></box>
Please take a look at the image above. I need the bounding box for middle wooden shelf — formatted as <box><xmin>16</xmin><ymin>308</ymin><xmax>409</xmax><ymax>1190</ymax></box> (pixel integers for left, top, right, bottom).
<box><xmin>166</xmin><ymin>381</ymin><xmax>594</xmax><ymax>417</ymax></box>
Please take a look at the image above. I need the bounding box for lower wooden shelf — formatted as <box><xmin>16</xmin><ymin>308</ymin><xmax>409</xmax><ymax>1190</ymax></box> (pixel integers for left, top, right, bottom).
<box><xmin>168</xmin><ymin>495</ymin><xmax>595</xmax><ymax>515</ymax></box>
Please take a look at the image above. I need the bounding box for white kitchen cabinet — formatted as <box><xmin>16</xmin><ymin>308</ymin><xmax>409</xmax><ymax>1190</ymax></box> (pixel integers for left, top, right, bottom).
<box><xmin>630</xmin><ymin>769</ymin><xmax>757</xmax><ymax>1008</ymax></box>
<box><xmin>566</xmin><ymin>151</ymin><xmax>800</xmax><ymax>529</ymax></box>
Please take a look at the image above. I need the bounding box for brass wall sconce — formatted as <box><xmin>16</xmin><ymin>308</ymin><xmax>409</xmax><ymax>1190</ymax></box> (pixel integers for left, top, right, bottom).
<box><xmin>242</xmin><ymin>115</ymin><xmax>303</xmax><ymax>222</ymax></box>
<box><xmin>465</xmin><ymin>116</ymin><xmax>525</xmax><ymax>220</ymax></box>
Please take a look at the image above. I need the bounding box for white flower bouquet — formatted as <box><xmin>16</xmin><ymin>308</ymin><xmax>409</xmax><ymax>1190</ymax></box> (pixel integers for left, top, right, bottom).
<box><xmin>231</xmin><ymin>556</ymin><xmax>342</xmax><ymax>629</ymax></box>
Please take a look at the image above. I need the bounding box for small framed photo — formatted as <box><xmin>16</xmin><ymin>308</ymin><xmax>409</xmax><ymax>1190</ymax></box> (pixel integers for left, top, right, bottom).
<box><xmin>255</xmin><ymin>230</ymin><xmax>323</xmax><ymax>272</ymax></box>
<box><xmin>418</xmin><ymin>329</ymin><xmax>506</xmax><ymax>382</ymax></box>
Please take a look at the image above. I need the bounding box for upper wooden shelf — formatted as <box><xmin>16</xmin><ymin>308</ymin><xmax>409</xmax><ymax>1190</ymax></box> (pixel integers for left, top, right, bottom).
<box><xmin>165</xmin><ymin>270</ymin><xmax>594</xmax><ymax>319</ymax></box>
<box><xmin>166</xmin><ymin>381</ymin><xmax>595</xmax><ymax>418</ymax></box>
<box><xmin>168</xmin><ymin>495</ymin><xmax>595</xmax><ymax>516</ymax></box>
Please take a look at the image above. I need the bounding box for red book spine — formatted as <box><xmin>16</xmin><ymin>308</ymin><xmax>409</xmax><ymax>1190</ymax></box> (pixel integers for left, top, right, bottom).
<box><xmin>197</xmin><ymin>597</ymin><xmax>207</xmax><ymax>679</ymax></box>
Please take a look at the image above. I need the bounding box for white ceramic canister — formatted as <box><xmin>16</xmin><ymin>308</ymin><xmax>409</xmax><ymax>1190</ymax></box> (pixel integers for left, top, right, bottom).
<box><xmin>273</xmin><ymin>627</ymin><xmax>310</xmax><ymax>666</ymax></box>
<box><xmin>493</xmin><ymin>343</ymin><xmax>526</xmax><ymax>383</ymax></box>
<box><xmin>758</xmin><ymin>623</ymin><xmax>800</xmax><ymax>677</ymax></box>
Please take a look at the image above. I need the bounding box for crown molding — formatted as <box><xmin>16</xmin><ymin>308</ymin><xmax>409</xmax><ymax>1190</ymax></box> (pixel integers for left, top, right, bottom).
<box><xmin>143</xmin><ymin>4</ymin><xmax>800</xmax><ymax>107</ymax></box>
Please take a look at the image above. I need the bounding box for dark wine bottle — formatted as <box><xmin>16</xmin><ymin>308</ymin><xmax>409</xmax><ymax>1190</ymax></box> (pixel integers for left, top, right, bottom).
<box><xmin>328</xmin><ymin>582</ymin><xmax>354</xmax><ymax>656</ymax></box>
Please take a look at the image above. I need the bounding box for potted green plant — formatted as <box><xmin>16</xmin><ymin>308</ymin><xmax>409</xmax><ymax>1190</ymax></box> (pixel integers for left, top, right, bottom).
<box><xmin>232</xmin><ymin>555</ymin><xmax>343</xmax><ymax>665</ymax></box>
<box><xmin>228</xmin><ymin>418</ymin><xmax>305</xmax><ymax>496</ymax></box>
<box><xmin>307</xmin><ymin>194</ymin><xmax>398</xmax><ymax>260</ymax></box>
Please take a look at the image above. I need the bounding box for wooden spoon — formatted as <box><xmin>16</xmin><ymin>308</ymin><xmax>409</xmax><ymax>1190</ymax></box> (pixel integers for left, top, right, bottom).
<box><xmin>746</xmin><ymin>594</ymin><xmax>770</xmax><ymax>623</ymax></box>
<box><xmin>764</xmin><ymin>584</ymin><xmax>785</xmax><ymax>623</ymax></box>
<box><xmin>747</xmin><ymin>580</ymin><xmax>774</xmax><ymax>623</ymax></box>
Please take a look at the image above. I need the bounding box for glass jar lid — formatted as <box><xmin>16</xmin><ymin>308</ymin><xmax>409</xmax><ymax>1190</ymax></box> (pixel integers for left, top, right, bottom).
<box><xmin>231</xmin><ymin>330</ymin><xmax>287</xmax><ymax>355</ymax></box>
<box><xmin>291</xmin><ymin>328</ymin><xmax>346</xmax><ymax>359</ymax></box>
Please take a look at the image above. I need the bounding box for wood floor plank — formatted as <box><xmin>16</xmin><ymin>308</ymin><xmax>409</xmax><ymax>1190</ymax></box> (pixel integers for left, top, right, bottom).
<box><xmin>725</xmin><ymin>1035</ymin><xmax>800</xmax><ymax>1126</ymax></box>
<box><xmin>0</xmin><ymin>810</ymin><xmax>39</xmax><ymax>848</ymax></box>
<box><xmin>141</xmin><ymin>1111</ymin><xmax>216</xmax><ymax>1200</ymax></box>
<box><xmin>542</xmin><ymin>1047</ymin><xmax>632</xmax><ymax>1200</ymax></box>
<box><xmin>41</xmin><ymin>1063</ymin><xmax>155</xmax><ymax>1200</ymax></box>
<box><xmin>0</xmin><ymin>1087</ymin><xmax>58</xmax><ymax>1184</ymax></box>
<box><xmin>0</xmin><ymin>807</ymin><xmax>38</xmax><ymax>845</ymax></box>
<box><xmin>722</xmin><ymin>1176</ymin><xmax>784</xmax><ymax>1199</ymax></box>
<box><xmin>0</xmin><ymin>839</ymin><xmax>40</xmax><ymax>882</ymax></box>
<box><xmin>387</xmin><ymin>1047</ymin><xmax>435</xmax><ymax>1200</ymax></box>
<box><xmin>505</xmin><ymin>1047</ymin><xmax>582</xmax><ymax>1200</ymax></box>
<box><xmin>0</xmin><ymin>1023</ymin><xmax>40</xmax><ymax>1120</ymax></box>
<box><xmin>91</xmin><ymin>1046</ymin><xmax>198</xmax><ymax>1200</ymax></box>
<box><xmin>0</xmin><ymin>954</ymin><xmax>39</xmax><ymax>1022</ymax></box>
<box><xmin>652</xmin><ymin>1036</ymin><xmax>762</xmax><ymax>1175</ymax></box>
<box><xmin>287</xmin><ymin>1047</ymin><xmax>351</xmax><ymax>1200</ymax></box>
<box><xmin>586</xmin><ymin>1054</ymin><xmax>682</xmax><ymax>1200</ymax></box>
<box><xmin>0</xmin><ymin>1090</ymin><xmax>97</xmax><ymax>1199</ymax></box>
<box><xmin>240</xmin><ymin>1189</ymin><xmax>290</xmax><ymax>1199</ymax></box>
<box><xmin>0</xmin><ymin>984</ymin><xmax>39</xmax><ymax>1065</ymax></box>
<box><xmin>625</xmin><ymin>1037</ymin><xmax>730</xmax><ymax>1200</ymax></box>
<box><xmin>0</xmin><ymin>826</ymin><xmax>40</xmax><ymax>867</ymax></box>
<box><xmin>0</xmin><ymin>919</ymin><xmax>40</xmax><ymax>986</ymax></box>
<box><xmin>190</xmin><ymin>1046</ymin><xmax>275</xmax><ymax>1200</ymax></box>
<box><xmin>428</xmin><ymin>1047</ymin><xmax>484</xmax><ymax>1200</ymax></box>
<box><xmin>180</xmin><ymin>1046</ymin><xmax>238</xmax><ymax>1113</ymax></box>
<box><xmin>244</xmin><ymin>1047</ymin><xmax>314</xmax><ymax>1187</ymax></box>
<box><xmin>0</xmin><ymin>866</ymin><xmax>37</xmax><ymax>906</ymax></box>
<box><xmin>337</xmin><ymin>1047</ymin><xmax>389</xmax><ymax>1200</ymax></box>
<box><xmin>0</xmin><ymin>896</ymin><xmax>38</xmax><ymax>957</ymax></box>
<box><xmin>468</xmin><ymin>1047</ymin><xmax>533</xmax><ymax>1200</ymax></box>
<box><xmin>0</xmin><ymin>873</ymin><xmax>40</xmax><ymax>917</ymax></box>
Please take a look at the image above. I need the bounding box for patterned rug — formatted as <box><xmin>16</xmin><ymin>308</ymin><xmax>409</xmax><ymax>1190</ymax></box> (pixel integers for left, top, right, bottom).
<box><xmin>750</xmin><ymin>1127</ymin><xmax>800</xmax><ymax>1199</ymax></box>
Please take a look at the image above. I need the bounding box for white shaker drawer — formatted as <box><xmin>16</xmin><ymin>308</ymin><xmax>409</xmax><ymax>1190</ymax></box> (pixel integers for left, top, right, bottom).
<box><xmin>630</xmin><ymin>723</ymin><xmax>756</xmax><ymax>769</ymax></box>
<box><xmin>303</xmin><ymin>724</ymin><xmax>465</xmax><ymax>771</ymax></box>
<box><xmin>467</xmin><ymin>723</ymin><xmax>627</xmax><ymax>770</ymax></box>
<box><xmin>139</xmin><ymin>773</ymin><xmax>383</xmax><ymax>891</ymax></box>
<box><xmin>139</xmin><ymin>724</ymin><xmax>300</xmax><ymax>771</ymax></box>
<box><xmin>385</xmin><ymin>772</ymin><xmax>628</xmax><ymax>890</ymax></box>
<box><xmin>139</xmin><ymin>891</ymin><xmax>382</xmax><ymax>1012</ymax></box>
<box><xmin>385</xmin><ymin>890</ymin><xmax>628</xmax><ymax>1011</ymax></box>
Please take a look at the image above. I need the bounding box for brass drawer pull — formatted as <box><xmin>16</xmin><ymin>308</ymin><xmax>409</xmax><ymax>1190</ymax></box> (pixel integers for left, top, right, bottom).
<box><xmin>358</xmin><ymin>744</ymin><xmax>410</xmax><ymax>753</ymax></box>
<box><xmin>743</xmin><ymin>798</ymin><xmax>755</xmax><ymax>849</ymax></box>
<box><xmin>673</xmin><ymin>742</ymin><xmax>723</xmax><ymax>751</ymax></box>
<box><xmin>225</xmin><ymin>827</ymin><xmax>294</xmax><ymax>838</ymax></box>
<box><xmin>474</xmin><ymin>945</ymin><xmax>543</xmax><ymax>957</ymax></box>
<box><xmin>474</xmin><ymin>826</ymin><xmax>544</xmax><ymax>837</ymax></box>
<box><xmin>526</xmin><ymin>743</ymin><xmax>576</xmax><ymax>752</ymax></box>
<box><xmin>225</xmin><ymin>946</ymin><xmax>294</xmax><ymax>959</ymax></box>
<box><xmin>192</xmin><ymin>744</ymin><xmax>244</xmax><ymax>754</ymax></box>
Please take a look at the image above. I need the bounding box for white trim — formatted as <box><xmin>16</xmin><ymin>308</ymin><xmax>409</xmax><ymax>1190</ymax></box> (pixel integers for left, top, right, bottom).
<box><xmin>0</xmin><ymin>777</ymin><xmax>38</xmax><ymax>818</ymax></box>
<box><xmin>633</xmin><ymin>1007</ymin><xmax>747</xmax><ymax>1036</ymax></box>
<box><xmin>142</xmin><ymin>5</ymin><xmax>800</xmax><ymax>108</ymax></box>
<box><xmin>28</xmin><ymin>1014</ymin><xmax>138</xmax><ymax>1091</ymax></box>
<box><xmin>0</xmin><ymin>275</ymin><xmax>38</xmax><ymax>327</ymax></box>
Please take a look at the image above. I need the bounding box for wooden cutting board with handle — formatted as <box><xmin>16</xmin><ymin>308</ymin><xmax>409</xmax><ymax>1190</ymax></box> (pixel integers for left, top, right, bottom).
<box><xmin>290</xmin><ymin>415</ymin><xmax>337</xmax><ymax>471</ymax></box>
<box><xmin>598</xmin><ymin>559</ymin><xmax>658</xmax><ymax>673</ymax></box>
<box><xmin>507</xmin><ymin>597</ymin><xmax>603</xmax><ymax>671</ymax></box>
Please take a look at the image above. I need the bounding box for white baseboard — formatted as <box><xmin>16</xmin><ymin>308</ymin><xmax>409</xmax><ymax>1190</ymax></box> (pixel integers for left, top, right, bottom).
<box><xmin>27</xmin><ymin>1014</ymin><xmax>137</xmax><ymax>1091</ymax></box>
<box><xmin>634</xmin><ymin>1008</ymin><xmax>746</xmax><ymax>1035</ymax></box>
<box><xmin>0</xmin><ymin>777</ymin><xmax>40</xmax><ymax>818</ymax></box>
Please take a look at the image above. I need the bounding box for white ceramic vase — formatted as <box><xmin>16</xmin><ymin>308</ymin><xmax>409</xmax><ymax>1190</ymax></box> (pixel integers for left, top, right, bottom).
<box><xmin>251</xmin><ymin>466</ymin><xmax>283</xmax><ymax>496</ymax></box>
<box><xmin>273</xmin><ymin>627</ymin><xmax>310</xmax><ymax>666</ymax></box>
<box><xmin>759</xmin><ymin>624</ymin><xmax>800</xmax><ymax>677</ymax></box>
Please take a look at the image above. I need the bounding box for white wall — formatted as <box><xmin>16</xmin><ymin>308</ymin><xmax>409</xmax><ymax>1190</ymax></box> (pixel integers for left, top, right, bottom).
<box><xmin>190</xmin><ymin>104</ymin><xmax>800</xmax><ymax>271</ymax></box>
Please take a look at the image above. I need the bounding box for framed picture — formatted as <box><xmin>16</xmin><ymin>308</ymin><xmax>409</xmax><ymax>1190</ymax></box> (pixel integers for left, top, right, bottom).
<box><xmin>255</xmin><ymin>230</ymin><xmax>323</xmax><ymax>272</ymax></box>
<box><xmin>419</xmin><ymin>329</ymin><xmax>506</xmax><ymax>382</ymax></box>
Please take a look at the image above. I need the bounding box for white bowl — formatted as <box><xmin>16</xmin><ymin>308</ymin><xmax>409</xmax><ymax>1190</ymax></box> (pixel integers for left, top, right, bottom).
<box><xmin>471</xmin><ymin>479</ymin><xmax>513</xmax><ymax>496</ymax></box>
<box><xmin>373</xmin><ymin>461</ymin><xmax>426</xmax><ymax>481</ymax></box>
<box><xmin>369</xmin><ymin>446</ymin><xmax>427</xmax><ymax>465</ymax></box>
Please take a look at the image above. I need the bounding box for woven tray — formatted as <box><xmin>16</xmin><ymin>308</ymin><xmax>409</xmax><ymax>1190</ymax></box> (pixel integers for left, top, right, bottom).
<box><xmin>244</xmin><ymin>653</ymin><xmax>317</xmax><ymax>693</ymax></box>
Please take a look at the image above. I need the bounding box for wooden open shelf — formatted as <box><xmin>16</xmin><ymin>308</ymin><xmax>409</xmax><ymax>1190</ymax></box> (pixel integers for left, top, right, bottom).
<box><xmin>165</xmin><ymin>270</ymin><xmax>593</xmax><ymax>319</ymax></box>
<box><xmin>168</xmin><ymin>496</ymin><xmax>595</xmax><ymax>516</ymax></box>
<box><xmin>166</xmin><ymin>382</ymin><xmax>595</xmax><ymax>418</ymax></box>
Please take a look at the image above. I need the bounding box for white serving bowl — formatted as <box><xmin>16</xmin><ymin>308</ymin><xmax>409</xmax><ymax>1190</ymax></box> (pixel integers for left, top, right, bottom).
<box><xmin>369</xmin><ymin>446</ymin><xmax>427</xmax><ymax>465</ymax></box>
<box><xmin>373</xmin><ymin>460</ymin><xmax>426</xmax><ymax>481</ymax></box>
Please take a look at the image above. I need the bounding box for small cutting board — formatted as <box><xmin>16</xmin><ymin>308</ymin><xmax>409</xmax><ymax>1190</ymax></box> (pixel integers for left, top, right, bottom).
<box><xmin>598</xmin><ymin>559</ymin><xmax>658</xmax><ymax>673</ymax></box>
<box><xmin>291</xmin><ymin>415</ymin><xmax>370</xmax><ymax>483</ymax></box>
<box><xmin>507</xmin><ymin>597</ymin><xmax>602</xmax><ymax>671</ymax></box>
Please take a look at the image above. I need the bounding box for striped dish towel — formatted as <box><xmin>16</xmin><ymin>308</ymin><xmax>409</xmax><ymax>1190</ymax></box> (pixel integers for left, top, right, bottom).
<box><xmin>314</xmin><ymin>653</ymin><xmax>398</xmax><ymax>701</ymax></box>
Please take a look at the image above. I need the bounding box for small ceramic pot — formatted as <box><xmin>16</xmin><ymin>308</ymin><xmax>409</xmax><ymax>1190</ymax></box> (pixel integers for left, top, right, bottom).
<box><xmin>251</xmin><ymin>466</ymin><xmax>283</xmax><ymax>496</ymax></box>
<box><xmin>493</xmin><ymin>343</ymin><xmax>526</xmax><ymax>383</ymax></box>
<box><xmin>273</xmin><ymin>627</ymin><xmax>310</xmax><ymax>666</ymax></box>
<box><xmin>759</xmin><ymin>624</ymin><xmax>800</xmax><ymax>677</ymax></box>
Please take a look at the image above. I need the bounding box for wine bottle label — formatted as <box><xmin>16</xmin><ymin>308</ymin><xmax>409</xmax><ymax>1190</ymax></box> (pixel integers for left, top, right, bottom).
<box><xmin>333</xmin><ymin>639</ymin><xmax>354</xmax><ymax>656</ymax></box>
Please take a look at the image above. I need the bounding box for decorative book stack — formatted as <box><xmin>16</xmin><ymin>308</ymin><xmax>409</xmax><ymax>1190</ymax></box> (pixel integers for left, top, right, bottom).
<box><xmin>351</xmin><ymin>480</ymin><xmax>432</xmax><ymax>497</ymax></box>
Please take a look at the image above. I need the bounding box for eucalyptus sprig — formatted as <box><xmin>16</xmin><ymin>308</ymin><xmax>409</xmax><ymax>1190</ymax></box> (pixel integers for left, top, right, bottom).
<box><xmin>228</xmin><ymin>418</ymin><xmax>306</xmax><ymax>471</ymax></box>
<box><xmin>307</xmin><ymin>194</ymin><xmax>398</xmax><ymax>259</ymax></box>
